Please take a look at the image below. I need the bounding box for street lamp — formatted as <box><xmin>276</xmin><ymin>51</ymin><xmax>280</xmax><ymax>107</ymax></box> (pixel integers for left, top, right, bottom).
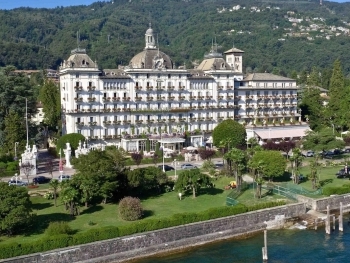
<box><xmin>14</xmin><ymin>142</ymin><xmax>19</xmax><ymax>160</ymax></box>
<box><xmin>173</xmin><ymin>158</ymin><xmax>180</xmax><ymax>180</ymax></box>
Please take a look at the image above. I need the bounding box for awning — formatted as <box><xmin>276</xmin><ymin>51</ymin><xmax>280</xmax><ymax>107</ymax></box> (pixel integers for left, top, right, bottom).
<box><xmin>254</xmin><ymin>126</ymin><xmax>310</xmax><ymax>140</ymax></box>
<box><xmin>158</xmin><ymin>138</ymin><xmax>186</xmax><ymax>144</ymax></box>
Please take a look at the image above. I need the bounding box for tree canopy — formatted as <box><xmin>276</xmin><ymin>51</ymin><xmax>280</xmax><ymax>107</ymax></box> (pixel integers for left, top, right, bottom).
<box><xmin>251</xmin><ymin>150</ymin><xmax>286</xmax><ymax>181</ymax></box>
<box><xmin>212</xmin><ymin>120</ymin><xmax>246</xmax><ymax>148</ymax></box>
<box><xmin>175</xmin><ymin>169</ymin><xmax>212</xmax><ymax>198</ymax></box>
<box><xmin>303</xmin><ymin>128</ymin><xmax>345</xmax><ymax>152</ymax></box>
<box><xmin>0</xmin><ymin>183</ymin><xmax>32</xmax><ymax>235</ymax></box>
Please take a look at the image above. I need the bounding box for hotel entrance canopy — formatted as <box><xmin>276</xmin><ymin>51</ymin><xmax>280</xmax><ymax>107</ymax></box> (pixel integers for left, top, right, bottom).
<box><xmin>254</xmin><ymin>126</ymin><xmax>310</xmax><ymax>140</ymax></box>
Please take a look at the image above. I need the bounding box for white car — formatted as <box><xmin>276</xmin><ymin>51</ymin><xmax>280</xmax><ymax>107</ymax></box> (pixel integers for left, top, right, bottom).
<box><xmin>8</xmin><ymin>180</ymin><xmax>28</xmax><ymax>186</ymax></box>
<box><xmin>58</xmin><ymin>175</ymin><xmax>71</xmax><ymax>182</ymax></box>
<box><xmin>181</xmin><ymin>163</ymin><xmax>197</xmax><ymax>169</ymax></box>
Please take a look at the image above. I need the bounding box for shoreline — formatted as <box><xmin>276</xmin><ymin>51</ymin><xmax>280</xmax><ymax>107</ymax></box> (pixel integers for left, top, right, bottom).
<box><xmin>121</xmin><ymin>229</ymin><xmax>264</xmax><ymax>263</ymax></box>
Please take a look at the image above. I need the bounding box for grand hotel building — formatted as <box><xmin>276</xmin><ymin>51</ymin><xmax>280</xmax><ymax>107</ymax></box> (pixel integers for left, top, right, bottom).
<box><xmin>59</xmin><ymin>25</ymin><xmax>308</xmax><ymax>152</ymax></box>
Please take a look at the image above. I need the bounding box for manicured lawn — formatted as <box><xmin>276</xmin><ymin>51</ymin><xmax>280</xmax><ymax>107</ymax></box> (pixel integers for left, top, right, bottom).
<box><xmin>0</xmin><ymin>176</ymin><xmax>286</xmax><ymax>245</ymax></box>
<box><xmin>298</xmin><ymin>165</ymin><xmax>349</xmax><ymax>192</ymax></box>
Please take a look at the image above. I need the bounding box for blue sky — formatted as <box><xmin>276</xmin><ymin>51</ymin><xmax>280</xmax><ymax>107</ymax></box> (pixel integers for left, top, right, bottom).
<box><xmin>0</xmin><ymin>0</ymin><xmax>348</xmax><ymax>10</ymax></box>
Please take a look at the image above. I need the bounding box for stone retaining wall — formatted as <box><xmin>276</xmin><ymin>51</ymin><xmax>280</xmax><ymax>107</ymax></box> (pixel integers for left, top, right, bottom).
<box><xmin>312</xmin><ymin>194</ymin><xmax>350</xmax><ymax>211</ymax></box>
<box><xmin>0</xmin><ymin>203</ymin><xmax>306</xmax><ymax>263</ymax></box>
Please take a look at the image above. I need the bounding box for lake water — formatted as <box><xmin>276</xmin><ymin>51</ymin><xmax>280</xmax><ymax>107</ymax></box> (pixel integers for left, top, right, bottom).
<box><xmin>135</xmin><ymin>218</ymin><xmax>350</xmax><ymax>263</ymax></box>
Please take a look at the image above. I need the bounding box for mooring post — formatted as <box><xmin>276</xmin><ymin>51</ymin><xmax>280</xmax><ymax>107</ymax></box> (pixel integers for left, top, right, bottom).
<box><xmin>333</xmin><ymin>215</ymin><xmax>336</xmax><ymax>231</ymax></box>
<box><xmin>326</xmin><ymin>205</ymin><xmax>330</xmax><ymax>234</ymax></box>
<box><xmin>262</xmin><ymin>229</ymin><xmax>268</xmax><ymax>261</ymax></box>
<box><xmin>314</xmin><ymin>218</ymin><xmax>318</xmax><ymax>230</ymax></box>
<box><xmin>339</xmin><ymin>202</ymin><xmax>343</xmax><ymax>232</ymax></box>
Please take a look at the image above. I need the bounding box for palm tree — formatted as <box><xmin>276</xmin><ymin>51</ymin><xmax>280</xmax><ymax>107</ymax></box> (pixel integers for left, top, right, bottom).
<box><xmin>289</xmin><ymin>148</ymin><xmax>304</xmax><ymax>184</ymax></box>
<box><xmin>49</xmin><ymin>179</ymin><xmax>60</xmax><ymax>207</ymax></box>
<box><xmin>224</xmin><ymin>148</ymin><xmax>246</xmax><ymax>191</ymax></box>
<box><xmin>248</xmin><ymin>160</ymin><xmax>265</xmax><ymax>198</ymax></box>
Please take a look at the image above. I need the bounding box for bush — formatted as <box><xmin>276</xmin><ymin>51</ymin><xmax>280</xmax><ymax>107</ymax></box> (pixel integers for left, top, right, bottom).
<box><xmin>119</xmin><ymin>197</ymin><xmax>143</xmax><ymax>221</ymax></box>
<box><xmin>45</xmin><ymin>222</ymin><xmax>73</xmax><ymax>236</ymax></box>
<box><xmin>6</xmin><ymin>161</ymin><xmax>19</xmax><ymax>172</ymax></box>
<box><xmin>323</xmin><ymin>185</ymin><xmax>350</xmax><ymax>196</ymax></box>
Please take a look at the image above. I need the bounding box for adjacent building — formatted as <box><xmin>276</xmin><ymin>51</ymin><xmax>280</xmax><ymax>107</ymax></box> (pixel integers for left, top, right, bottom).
<box><xmin>59</xmin><ymin>24</ymin><xmax>308</xmax><ymax>151</ymax></box>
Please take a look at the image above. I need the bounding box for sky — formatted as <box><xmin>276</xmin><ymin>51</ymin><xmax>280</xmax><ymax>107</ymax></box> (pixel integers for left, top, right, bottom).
<box><xmin>0</xmin><ymin>0</ymin><xmax>349</xmax><ymax>10</ymax></box>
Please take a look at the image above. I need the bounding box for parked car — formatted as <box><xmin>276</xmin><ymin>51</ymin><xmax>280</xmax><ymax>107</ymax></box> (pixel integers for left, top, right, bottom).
<box><xmin>303</xmin><ymin>151</ymin><xmax>314</xmax><ymax>157</ymax></box>
<box><xmin>158</xmin><ymin>165</ymin><xmax>174</xmax><ymax>171</ymax></box>
<box><xmin>322</xmin><ymin>151</ymin><xmax>334</xmax><ymax>159</ymax></box>
<box><xmin>336</xmin><ymin>169</ymin><xmax>349</xmax><ymax>179</ymax></box>
<box><xmin>32</xmin><ymin>176</ymin><xmax>51</xmax><ymax>184</ymax></box>
<box><xmin>8</xmin><ymin>180</ymin><xmax>28</xmax><ymax>186</ymax></box>
<box><xmin>58</xmin><ymin>175</ymin><xmax>71</xmax><ymax>182</ymax></box>
<box><xmin>344</xmin><ymin>148</ymin><xmax>350</xmax><ymax>153</ymax></box>
<box><xmin>181</xmin><ymin>163</ymin><xmax>197</xmax><ymax>169</ymax></box>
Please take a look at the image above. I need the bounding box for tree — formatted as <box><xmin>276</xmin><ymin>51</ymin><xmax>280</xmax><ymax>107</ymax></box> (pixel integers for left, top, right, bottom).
<box><xmin>309</xmin><ymin>157</ymin><xmax>320</xmax><ymax>189</ymax></box>
<box><xmin>303</xmin><ymin>128</ymin><xmax>345</xmax><ymax>152</ymax></box>
<box><xmin>127</xmin><ymin>166</ymin><xmax>168</xmax><ymax>196</ymax></box>
<box><xmin>251</xmin><ymin>150</ymin><xmax>286</xmax><ymax>181</ymax></box>
<box><xmin>289</xmin><ymin>148</ymin><xmax>304</xmax><ymax>184</ymax></box>
<box><xmin>118</xmin><ymin>197</ymin><xmax>143</xmax><ymax>221</ymax></box>
<box><xmin>212</xmin><ymin>120</ymin><xmax>246</xmax><ymax>148</ymax></box>
<box><xmin>56</xmin><ymin>133</ymin><xmax>85</xmax><ymax>156</ymax></box>
<box><xmin>327</xmin><ymin>59</ymin><xmax>346</xmax><ymax>128</ymax></box>
<box><xmin>60</xmin><ymin>181</ymin><xmax>80</xmax><ymax>216</ymax></box>
<box><xmin>49</xmin><ymin>179</ymin><xmax>60</xmax><ymax>207</ymax></box>
<box><xmin>39</xmin><ymin>79</ymin><xmax>61</xmax><ymax>127</ymax></box>
<box><xmin>198</xmin><ymin>148</ymin><xmax>216</xmax><ymax>160</ymax></box>
<box><xmin>72</xmin><ymin>149</ymin><xmax>119</xmax><ymax>205</ymax></box>
<box><xmin>0</xmin><ymin>182</ymin><xmax>32</xmax><ymax>235</ymax></box>
<box><xmin>45</xmin><ymin>158</ymin><xmax>54</xmax><ymax>178</ymax></box>
<box><xmin>131</xmin><ymin>152</ymin><xmax>143</xmax><ymax>166</ymax></box>
<box><xmin>20</xmin><ymin>162</ymin><xmax>34</xmax><ymax>184</ymax></box>
<box><xmin>299</xmin><ymin>87</ymin><xmax>325</xmax><ymax>131</ymax></box>
<box><xmin>4</xmin><ymin>110</ymin><xmax>26</xmax><ymax>155</ymax></box>
<box><xmin>248</xmin><ymin>159</ymin><xmax>265</xmax><ymax>199</ymax></box>
<box><xmin>175</xmin><ymin>169</ymin><xmax>212</xmax><ymax>198</ymax></box>
<box><xmin>224</xmin><ymin>148</ymin><xmax>246</xmax><ymax>191</ymax></box>
<box><xmin>278</xmin><ymin>140</ymin><xmax>296</xmax><ymax>159</ymax></box>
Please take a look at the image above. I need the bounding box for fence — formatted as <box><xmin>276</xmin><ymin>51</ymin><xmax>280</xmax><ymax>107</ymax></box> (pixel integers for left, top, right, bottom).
<box><xmin>226</xmin><ymin>182</ymin><xmax>250</xmax><ymax>206</ymax></box>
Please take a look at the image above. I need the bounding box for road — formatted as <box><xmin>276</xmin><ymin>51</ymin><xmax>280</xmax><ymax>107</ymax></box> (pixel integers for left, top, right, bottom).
<box><xmin>1</xmin><ymin>149</ymin><xmax>224</xmax><ymax>183</ymax></box>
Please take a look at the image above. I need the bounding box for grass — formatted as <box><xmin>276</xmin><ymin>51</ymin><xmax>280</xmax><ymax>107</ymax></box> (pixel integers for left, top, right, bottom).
<box><xmin>0</xmin><ymin>176</ymin><xmax>287</xmax><ymax>245</ymax></box>
<box><xmin>298</xmin><ymin>165</ymin><xmax>349</xmax><ymax>192</ymax></box>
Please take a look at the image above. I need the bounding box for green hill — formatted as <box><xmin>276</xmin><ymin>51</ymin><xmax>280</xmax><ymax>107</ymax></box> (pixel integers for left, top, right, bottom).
<box><xmin>1</xmin><ymin>0</ymin><xmax>350</xmax><ymax>76</ymax></box>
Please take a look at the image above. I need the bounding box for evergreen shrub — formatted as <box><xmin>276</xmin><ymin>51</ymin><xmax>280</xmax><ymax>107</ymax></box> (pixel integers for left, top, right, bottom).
<box><xmin>119</xmin><ymin>197</ymin><xmax>143</xmax><ymax>221</ymax></box>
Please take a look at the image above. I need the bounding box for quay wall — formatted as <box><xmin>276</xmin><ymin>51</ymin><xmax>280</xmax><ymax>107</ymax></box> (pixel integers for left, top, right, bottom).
<box><xmin>0</xmin><ymin>203</ymin><xmax>306</xmax><ymax>263</ymax></box>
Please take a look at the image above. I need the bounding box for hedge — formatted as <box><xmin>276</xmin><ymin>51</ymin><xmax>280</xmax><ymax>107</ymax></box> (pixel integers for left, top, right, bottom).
<box><xmin>0</xmin><ymin>201</ymin><xmax>286</xmax><ymax>259</ymax></box>
<box><xmin>322</xmin><ymin>184</ymin><xmax>350</xmax><ymax>196</ymax></box>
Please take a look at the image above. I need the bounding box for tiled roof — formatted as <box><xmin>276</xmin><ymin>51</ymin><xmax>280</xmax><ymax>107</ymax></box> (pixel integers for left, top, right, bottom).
<box><xmin>244</xmin><ymin>73</ymin><xmax>295</xmax><ymax>81</ymax></box>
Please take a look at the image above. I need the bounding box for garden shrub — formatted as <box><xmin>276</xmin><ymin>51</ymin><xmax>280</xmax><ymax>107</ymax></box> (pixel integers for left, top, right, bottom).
<box><xmin>45</xmin><ymin>222</ymin><xmax>73</xmax><ymax>236</ymax></box>
<box><xmin>323</xmin><ymin>185</ymin><xmax>350</xmax><ymax>196</ymax></box>
<box><xmin>6</xmin><ymin>161</ymin><xmax>19</xmax><ymax>172</ymax></box>
<box><xmin>119</xmin><ymin>197</ymin><xmax>143</xmax><ymax>221</ymax></box>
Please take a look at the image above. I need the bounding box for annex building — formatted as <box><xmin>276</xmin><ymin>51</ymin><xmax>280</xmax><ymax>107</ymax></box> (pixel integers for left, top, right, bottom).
<box><xmin>59</xmin><ymin>24</ymin><xmax>309</xmax><ymax>152</ymax></box>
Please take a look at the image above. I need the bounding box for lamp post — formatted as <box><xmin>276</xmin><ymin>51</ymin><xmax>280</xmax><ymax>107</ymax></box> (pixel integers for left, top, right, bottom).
<box><xmin>173</xmin><ymin>159</ymin><xmax>180</xmax><ymax>180</ymax></box>
<box><xmin>14</xmin><ymin>142</ymin><xmax>19</xmax><ymax>160</ymax></box>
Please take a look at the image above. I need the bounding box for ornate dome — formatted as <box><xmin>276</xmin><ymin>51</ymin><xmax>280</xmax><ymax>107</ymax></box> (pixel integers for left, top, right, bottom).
<box><xmin>128</xmin><ymin>24</ymin><xmax>173</xmax><ymax>69</ymax></box>
<box><xmin>129</xmin><ymin>50</ymin><xmax>173</xmax><ymax>69</ymax></box>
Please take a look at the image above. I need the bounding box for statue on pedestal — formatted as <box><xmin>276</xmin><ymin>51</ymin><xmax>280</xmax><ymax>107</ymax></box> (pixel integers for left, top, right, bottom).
<box><xmin>64</xmin><ymin>142</ymin><xmax>72</xmax><ymax>168</ymax></box>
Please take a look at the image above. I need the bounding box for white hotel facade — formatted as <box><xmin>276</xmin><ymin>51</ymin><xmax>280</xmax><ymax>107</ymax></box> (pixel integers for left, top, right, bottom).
<box><xmin>59</xmin><ymin>25</ymin><xmax>308</xmax><ymax>152</ymax></box>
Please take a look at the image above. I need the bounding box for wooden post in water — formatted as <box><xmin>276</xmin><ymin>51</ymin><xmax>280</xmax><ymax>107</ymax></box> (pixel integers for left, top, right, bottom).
<box><xmin>262</xmin><ymin>230</ymin><xmax>268</xmax><ymax>261</ymax></box>
<box><xmin>314</xmin><ymin>218</ymin><xmax>318</xmax><ymax>230</ymax></box>
<box><xmin>326</xmin><ymin>205</ymin><xmax>330</xmax><ymax>234</ymax></box>
<box><xmin>332</xmin><ymin>215</ymin><xmax>336</xmax><ymax>231</ymax></box>
<box><xmin>339</xmin><ymin>202</ymin><xmax>343</xmax><ymax>232</ymax></box>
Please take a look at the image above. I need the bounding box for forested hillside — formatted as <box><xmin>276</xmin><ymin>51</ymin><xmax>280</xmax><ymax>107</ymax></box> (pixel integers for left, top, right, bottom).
<box><xmin>1</xmin><ymin>0</ymin><xmax>350</xmax><ymax>76</ymax></box>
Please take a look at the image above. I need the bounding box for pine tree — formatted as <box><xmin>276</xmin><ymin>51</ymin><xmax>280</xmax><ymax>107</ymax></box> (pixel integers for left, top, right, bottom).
<box><xmin>327</xmin><ymin>59</ymin><xmax>346</xmax><ymax>128</ymax></box>
<box><xmin>4</xmin><ymin>110</ymin><xmax>26</xmax><ymax>154</ymax></box>
<box><xmin>39</xmin><ymin>79</ymin><xmax>61</xmax><ymax>127</ymax></box>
